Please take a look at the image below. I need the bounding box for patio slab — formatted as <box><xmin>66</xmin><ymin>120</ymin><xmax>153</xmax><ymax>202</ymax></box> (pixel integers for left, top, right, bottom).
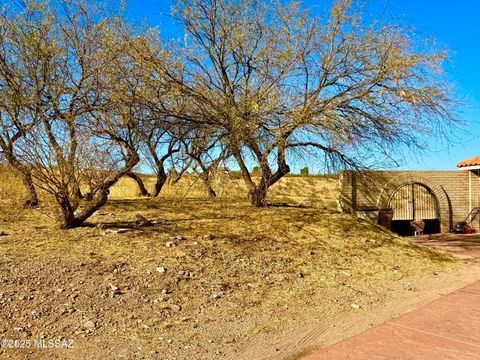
<box><xmin>412</xmin><ymin>233</ymin><xmax>480</xmax><ymax>259</ymax></box>
<box><xmin>302</xmin><ymin>280</ymin><xmax>480</xmax><ymax>360</ymax></box>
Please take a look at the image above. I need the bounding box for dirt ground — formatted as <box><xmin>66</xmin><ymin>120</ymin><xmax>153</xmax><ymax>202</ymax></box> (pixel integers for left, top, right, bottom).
<box><xmin>0</xmin><ymin>192</ymin><xmax>475</xmax><ymax>360</ymax></box>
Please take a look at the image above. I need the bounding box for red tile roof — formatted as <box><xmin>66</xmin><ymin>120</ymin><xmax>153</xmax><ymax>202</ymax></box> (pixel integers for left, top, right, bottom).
<box><xmin>457</xmin><ymin>156</ymin><xmax>480</xmax><ymax>168</ymax></box>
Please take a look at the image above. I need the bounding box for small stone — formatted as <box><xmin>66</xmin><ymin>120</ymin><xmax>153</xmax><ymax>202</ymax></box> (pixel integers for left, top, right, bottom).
<box><xmin>96</xmin><ymin>223</ymin><xmax>107</xmax><ymax>230</ymax></box>
<box><xmin>83</xmin><ymin>320</ymin><xmax>96</xmax><ymax>329</ymax></box>
<box><xmin>193</xmin><ymin>241</ymin><xmax>199</xmax><ymax>245</ymax></box>
<box><xmin>134</xmin><ymin>214</ymin><xmax>153</xmax><ymax>227</ymax></box>
<box><xmin>56</xmin><ymin>288</ymin><xmax>64</xmax><ymax>293</ymax></box>
<box><xmin>202</xmin><ymin>234</ymin><xmax>215</xmax><ymax>241</ymax></box>
<box><xmin>165</xmin><ymin>242</ymin><xmax>175</xmax><ymax>248</ymax></box>
<box><xmin>351</xmin><ymin>304</ymin><xmax>360</xmax><ymax>309</ymax></box>
<box><xmin>156</xmin><ymin>267</ymin><xmax>166</xmax><ymax>274</ymax></box>
<box><xmin>108</xmin><ymin>283</ymin><xmax>119</xmax><ymax>291</ymax></box>
<box><xmin>167</xmin><ymin>339</ymin><xmax>173</xmax><ymax>344</ymax></box>
<box><xmin>297</xmin><ymin>273</ymin><xmax>304</xmax><ymax>278</ymax></box>
<box><xmin>170</xmin><ymin>304</ymin><xmax>182</xmax><ymax>311</ymax></box>
<box><xmin>0</xmin><ymin>231</ymin><xmax>9</xmax><ymax>236</ymax></box>
<box><xmin>299</xmin><ymin>200</ymin><xmax>312</xmax><ymax>208</ymax></box>
<box><xmin>212</xmin><ymin>293</ymin><xmax>221</xmax><ymax>300</ymax></box>
<box><xmin>113</xmin><ymin>228</ymin><xmax>131</xmax><ymax>234</ymax></box>
<box><xmin>170</xmin><ymin>236</ymin><xmax>186</xmax><ymax>241</ymax></box>
<box><xmin>161</xmin><ymin>289</ymin><xmax>171</xmax><ymax>295</ymax></box>
<box><xmin>103</xmin><ymin>228</ymin><xmax>132</xmax><ymax>234</ymax></box>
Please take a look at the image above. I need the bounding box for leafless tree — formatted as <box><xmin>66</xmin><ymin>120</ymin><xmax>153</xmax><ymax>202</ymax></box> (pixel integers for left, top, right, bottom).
<box><xmin>5</xmin><ymin>0</ymin><xmax>149</xmax><ymax>228</ymax></box>
<box><xmin>125</xmin><ymin>170</ymin><xmax>150</xmax><ymax>197</ymax></box>
<box><xmin>172</xmin><ymin>0</ymin><xmax>455</xmax><ymax>207</ymax></box>
<box><xmin>182</xmin><ymin>130</ymin><xmax>231</xmax><ymax>198</ymax></box>
<box><xmin>120</xmin><ymin>28</ymin><xmax>192</xmax><ymax>197</ymax></box>
<box><xmin>0</xmin><ymin>5</ymin><xmax>42</xmax><ymax>207</ymax></box>
<box><xmin>1</xmin><ymin>0</ymin><xmax>456</xmax><ymax>226</ymax></box>
<box><xmin>138</xmin><ymin>123</ymin><xmax>183</xmax><ymax>197</ymax></box>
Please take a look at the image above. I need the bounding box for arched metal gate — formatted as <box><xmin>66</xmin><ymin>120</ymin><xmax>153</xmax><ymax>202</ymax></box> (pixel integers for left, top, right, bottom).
<box><xmin>388</xmin><ymin>183</ymin><xmax>440</xmax><ymax>235</ymax></box>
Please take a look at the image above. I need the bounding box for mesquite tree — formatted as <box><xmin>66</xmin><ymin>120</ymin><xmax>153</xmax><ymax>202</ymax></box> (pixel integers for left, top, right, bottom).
<box><xmin>138</xmin><ymin>123</ymin><xmax>183</xmax><ymax>198</ymax></box>
<box><xmin>182</xmin><ymin>130</ymin><xmax>231</xmax><ymax>198</ymax></box>
<box><xmin>123</xmin><ymin>28</ymin><xmax>191</xmax><ymax>198</ymax></box>
<box><xmin>125</xmin><ymin>171</ymin><xmax>151</xmax><ymax>197</ymax></box>
<box><xmin>173</xmin><ymin>0</ymin><xmax>455</xmax><ymax>207</ymax></box>
<box><xmin>6</xmin><ymin>1</ymin><xmax>146</xmax><ymax>228</ymax></box>
<box><xmin>0</xmin><ymin>6</ymin><xmax>42</xmax><ymax>207</ymax></box>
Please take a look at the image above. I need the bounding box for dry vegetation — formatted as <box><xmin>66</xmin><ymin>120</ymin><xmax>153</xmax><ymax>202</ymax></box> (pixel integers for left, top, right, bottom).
<box><xmin>0</xmin><ymin>1</ymin><xmax>466</xmax><ymax>358</ymax></box>
<box><xmin>0</xmin><ymin>168</ymin><xmax>461</xmax><ymax>360</ymax></box>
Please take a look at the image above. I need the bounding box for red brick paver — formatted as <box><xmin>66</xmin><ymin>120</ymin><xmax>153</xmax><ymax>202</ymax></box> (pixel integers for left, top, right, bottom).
<box><xmin>302</xmin><ymin>280</ymin><xmax>480</xmax><ymax>360</ymax></box>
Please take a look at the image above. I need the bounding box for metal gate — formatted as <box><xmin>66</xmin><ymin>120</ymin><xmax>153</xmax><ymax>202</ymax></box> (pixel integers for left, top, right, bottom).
<box><xmin>389</xmin><ymin>183</ymin><xmax>439</xmax><ymax>221</ymax></box>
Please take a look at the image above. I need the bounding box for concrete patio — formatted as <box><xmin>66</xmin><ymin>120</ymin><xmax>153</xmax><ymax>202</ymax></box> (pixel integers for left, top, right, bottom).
<box><xmin>302</xmin><ymin>234</ymin><xmax>480</xmax><ymax>360</ymax></box>
<box><xmin>412</xmin><ymin>233</ymin><xmax>480</xmax><ymax>260</ymax></box>
<box><xmin>302</xmin><ymin>280</ymin><xmax>480</xmax><ymax>359</ymax></box>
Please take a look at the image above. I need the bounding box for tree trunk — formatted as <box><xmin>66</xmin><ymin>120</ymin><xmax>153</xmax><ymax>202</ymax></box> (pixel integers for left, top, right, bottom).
<box><xmin>248</xmin><ymin>185</ymin><xmax>268</xmax><ymax>207</ymax></box>
<box><xmin>125</xmin><ymin>171</ymin><xmax>150</xmax><ymax>197</ymax></box>
<box><xmin>201</xmin><ymin>173</ymin><xmax>216</xmax><ymax>198</ymax></box>
<box><xmin>152</xmin><ymin>171</ymin><xmax>167</xmax><ymax>198</ymax></box>
<box><xmin>2</xmin><ymin>148</ymin><xmax>39</xmax><ymax>208</ymax></box>
<box><xmin>69</xmin><ymin>190</ymin><xmax>109</xmax><ymax>228</ymax></box>
<box><xmin>73</xmin><ymin>180</ymin><xmax>84</xmax><ymax>200</ymax></box>
<box><xmin>57</xmin><ymin>152</ymin><xmax>140</xmax><ymax>229</ymax></box>
<box><xmin>21</xmin><ymin>170</ymin><xmax>39</xmax><ymax>208</ymax></box>
<box><xmin>58</xmin><ymin>190</ymin><xmax>110</xmax><ymax>229</ymax></box>
<box><xmin>205</xmin><ymin>181</ymin><xmax>217</xmax><ymax>198</ymax></box>
<box><xmin>56</xmin><ymin>193</ymin><xmax>78</xmax><ymax>229</ymax></box>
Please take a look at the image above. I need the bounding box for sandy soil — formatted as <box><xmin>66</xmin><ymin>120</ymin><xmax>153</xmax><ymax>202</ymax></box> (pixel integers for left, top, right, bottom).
<box><xmin>0</xmin><ymin>197</ymin><xmax>474</xmax><ymax>360</ymax></box>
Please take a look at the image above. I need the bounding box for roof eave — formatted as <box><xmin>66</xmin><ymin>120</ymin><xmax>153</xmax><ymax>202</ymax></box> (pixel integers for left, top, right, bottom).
<box><xmin>458</xmin><ymin>165</ymin><xmax>480</xmax><ymax>171</ymax></box>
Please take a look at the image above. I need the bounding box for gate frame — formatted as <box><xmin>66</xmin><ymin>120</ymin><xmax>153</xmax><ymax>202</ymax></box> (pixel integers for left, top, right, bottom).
<box><xmin>387</xmin><ymin>182</ymin><xmax>440</xmax><ymax>221</ymax></box>
<box><xmin>376</xmin><ymin>174</ymin><xmax>452</xmax><ymax>232</ymax></box>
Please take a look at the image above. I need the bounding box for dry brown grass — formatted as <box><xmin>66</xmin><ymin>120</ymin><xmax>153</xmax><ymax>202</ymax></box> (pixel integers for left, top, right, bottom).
<box><xmin>109</xmin><ymin>173</ymin><xmax>339</xmax><ymax>207</ymax></box>
<box><xmin>0</xmin><ymin>169</ymin><xmax>459</xmax><ymax>360</ymax></box>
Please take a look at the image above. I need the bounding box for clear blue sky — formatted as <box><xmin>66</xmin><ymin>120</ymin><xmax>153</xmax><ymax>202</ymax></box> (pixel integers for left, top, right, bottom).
<box><xmin>125</xmin><ymin>0</ymin><xmax>480</xmax><ymax>171</ymax></box>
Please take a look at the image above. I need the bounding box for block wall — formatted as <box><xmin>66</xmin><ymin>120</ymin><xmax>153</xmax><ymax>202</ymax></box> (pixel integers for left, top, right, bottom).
<box><xmin>338</xmin><ymin>170</ymin><xmax>480</xmax><ymax>233</ymax></box>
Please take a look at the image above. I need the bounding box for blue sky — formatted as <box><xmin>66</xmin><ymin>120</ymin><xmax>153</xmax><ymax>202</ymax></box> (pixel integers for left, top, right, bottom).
<box><xmin>125</xmin><ymin>0</ymin><xmax>480</xmax><ymax>171</ymax></box>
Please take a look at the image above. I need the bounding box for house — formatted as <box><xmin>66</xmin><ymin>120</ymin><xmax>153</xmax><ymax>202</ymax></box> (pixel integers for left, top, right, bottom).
<box><xmin>338</xmin><ymin>156</ymin><xmax>480</xmax><ymax>235</ymax></box>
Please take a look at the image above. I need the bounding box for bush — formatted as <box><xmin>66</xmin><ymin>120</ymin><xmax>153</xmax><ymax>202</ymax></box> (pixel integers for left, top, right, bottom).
<box><xmin>228</xmin><ymin>171</ymin><xmax>243</xmax><ymax>179</ymax></box>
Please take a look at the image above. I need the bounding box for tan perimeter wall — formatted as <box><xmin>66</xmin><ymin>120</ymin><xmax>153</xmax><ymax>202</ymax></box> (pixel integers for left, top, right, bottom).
<box><xmin>338</xmin><ymin>170</ymin><xmax>480</xmax><ymax>233</ymax></box>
